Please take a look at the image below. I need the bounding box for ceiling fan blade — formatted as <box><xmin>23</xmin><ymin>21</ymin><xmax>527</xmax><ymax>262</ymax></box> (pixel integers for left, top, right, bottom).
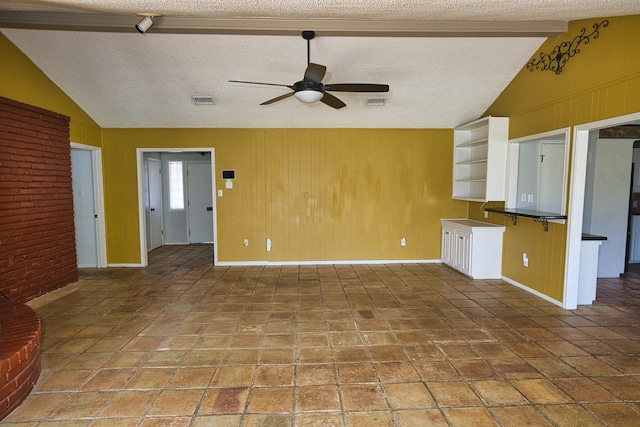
<box><xmin>304</xmin><ymin>63</ymin><xmax>327</xmax><ymax>83</ymax></box>
<box><xmin>229</xmin><ymin>80</ymin><xmax>293</xmax><ymax>89</ymax></box>
<box><xmin>320</xmin><ymin>92</ymin><xmax>346</xmax><ymax>109</ymax></box>
<box><xmin>325</xmin><ymin>83</ymin><xmax>390</xmax><ymax>92</ymax></box>
<box><xmin>260</xmin><ymin>92</ymin><xmax>295</xmax><ymax>105</ymax></box>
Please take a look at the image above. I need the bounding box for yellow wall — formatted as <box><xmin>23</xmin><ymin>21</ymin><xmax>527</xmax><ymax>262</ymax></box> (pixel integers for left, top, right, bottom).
<box><xmin>103</xmin><ymin>128</ymin><xmax>468</xmax><ymax>263</ymax></box>
<box><xmin>471</xmin><ymin>15</ymin><xmax>640</xmax><ymax>302</ymax></box>
<box><xmin>0</xmin><ymin>33</ymin><xmax>102</xmax><ymax>146</ymax></box>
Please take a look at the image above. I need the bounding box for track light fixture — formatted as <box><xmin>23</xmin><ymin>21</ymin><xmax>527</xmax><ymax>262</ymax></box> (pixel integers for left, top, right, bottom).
<box><xmin>135</xmin><ymin>13</ymin><xmax>160</xmax><ymax>34</ymax></box>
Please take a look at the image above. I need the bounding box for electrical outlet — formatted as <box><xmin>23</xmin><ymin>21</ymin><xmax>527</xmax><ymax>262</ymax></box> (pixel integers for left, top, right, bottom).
<box><xmin>523</xmin><ymin>253</ymin><xmax>529</xmax><ymax>267</ymax></box>
<box><xmin>484</xmin><ymin>210</ymin><xmax>489</xmax><ymax>218</ymax></box>
<box><xmin>266</xmin><ymin>238</ymin><xmax>271</xmax><ymax>252</ymax></box>
<box><xmin>243</xmin><ymin>239</ymin><xmax>249</xmax><ymax>247</ymax></box>
<box><xmin>401</xmin><ymin>237</ymin><xmax>406</xmax><ymax>247</ymax></box>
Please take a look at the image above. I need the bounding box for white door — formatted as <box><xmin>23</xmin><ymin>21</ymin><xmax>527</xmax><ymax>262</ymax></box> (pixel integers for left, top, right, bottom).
<box><xmin>538</xmin><ymin>142</ymin><xmax>565</xmax><ymax>213</ymax></box>
<box><xmin>187</xmin><ymin>162</ymin><xmax>214</xmax><ymax>243</ymax></box>
<box><xmin>147</xmin><ymin>158</ymin><xmax>163</xmax><ymax>250</ymax></box>
<box><xmin>71</xmin><ymin>149</ymin><xmax>98</xmax><ymax>267</ymax></box>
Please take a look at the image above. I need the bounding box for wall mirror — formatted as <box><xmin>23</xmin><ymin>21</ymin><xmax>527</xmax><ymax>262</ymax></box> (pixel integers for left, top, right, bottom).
<box><xmin>506</xmin><ymin>128</ymin><xmax>571</xmax><ymax>215</ymax></box>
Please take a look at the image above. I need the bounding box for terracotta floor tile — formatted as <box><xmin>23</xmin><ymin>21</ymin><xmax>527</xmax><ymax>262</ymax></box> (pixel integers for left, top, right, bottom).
<box><xmin>375</xmin><ymin>361</ymin><xmax>420</xmax><ymax>382</ymax></box>
<box><xmin>295</xmin><ymin>364</ymin><xmax>336</xmax><ymax>386</ymax></box>
<box><xmin>211</xmin><ymin>365</ymin><xmax>255</xmax><ymax>387</ymax></box>
<box><xmin>294</xmin><ymin>412</ymin><xmax>344</xmax><ymax>426</ymax></box>
<box><xmin>511</xmin><ymin>379</ymin><xmax>572</xmax><ymax>403</ymax></box>
<box><xmin>554</xmin><ymin>377</ymin><xmax>618</xmax><ymax>402</ymax></box>
<box><xmin>450</xmin><ymin>359</ymin><xmax>500</xmax><ymax>380</ymax></box>
<box><xmin>345</xmin><ymin>411</ymin><xmax>395</xmax><ymax>426</ymax></box>
<box><xmin>168</xmin><ymin>367</ymin><xmax>216</xmax><ymax>388</ymax></box>
<box><xmin>254</xmin><ymin>365</ymin><xmax>294</xmax><ymax>386</ymax></box>
<box><xmin>99</xmin><ymin>390</ymin><xmax>159</xmax><ymax>417</ymax></box>
<box><xmin>537</xmin><ymin>403</ymin><xmax>604</xmax><ymax>425</ymax></box>
<box><xmin>427</xmin><ymin>381</ymin><xmax>483</xmax><ymax>407</ymax></box>
<box><xmin>585</xmin><ymin>403</ymin><xmax>640</xmax><ymax>426</ymax></box>
<box><xmin>384</xmin><ymin>382</ymin><xmax>435</xmax><ymax>409</ymax></box>
<box><xmin>341</xmin><ymin>384</ymin><xmax>388</xmax><ymax>411</ymax></box>
<box><xmin>442</xmin><ymin>407</ymin><xmax>500</xmax><ymax>426</ymax></box>
<box><xmin>90</xmin><ymin>418</ymin><xmax>141</xmax><ymax>427</ymax></box>
<box><xmin>244</xmin><ymin>413</ymin><xmax>292</xmax><ymax>427</ymax></box>
<box><xmin>414</xmin><ymin>360</ymin><xmax>461</xmax><ymax>381</ymax></box>
<box><xmin>525</xmin><ymin>357</ymin><xmax>580</xmax><ymax>377</ymax></box>
<box><xmin>297</xmin><ymin>347</ymin><xmax>334</xmax><ymax>363</ymax></box>
<box><xmin>491</xmin><ymin>406</ymin><xmax>554</xmax><ymax>426</ymax></box>
<box><xmin>259</xmin><ymin>348</ymin><xmax>295</xmax><ymax>364</ymax></box>
<box><xmin>336</xmin><ymin>362</ymin><xmax>378</xmax><ymax>384</ymax></box>
<box><xmin>394</xmin><ymin>409</ymin><xmax>448</xmax><ymax>426</ymax></box>
<box><xmin>147</xmin><ymin>389</ymin><xmax>205</xmax><ymax>416</ymax></box>
<box><xmin>125</xmin><ymin>368</ymin><xmax>176</xmax><ymax>389</ymax></box>
<box><xmin>49</xmin><ymin>391</ymin><xmax>115</xmax><ymax>419</ymax></box>
<box><xmin>593</xmin><ymin>376</ymin><xmax>640</xmax><ymax>400</ymax></box>
<box><xmin>295</xmin><ymin>385</ymin><xmax>341</xmax><ymax>411</ymax></box>
<box><xmin>471</xmin><ymin>380</ymin><xmax>528</xmax><ymax>405</ymax></box>
<box><xmin>81</xmin><ymin>368</ymin><xmax>135</xmax><ymax>390</ymax></box>
<box><xmin>2</xmin><ymin>392</ymin><xmax>69</xmax><ymax>421</ymax></box>
<box><xmin>38</xmin><ymin>369</ymin><xmax>95</xmax><ymax>391</ymax></box>
<box><xmin>247</xmin><ymin>387</ymin><xmax>293</xmax><ymax>413</ymax></box>
<box><xmin>198</xmin><ymin>387</ymin><xmax>249</xmax><ymax>414</ymax></box>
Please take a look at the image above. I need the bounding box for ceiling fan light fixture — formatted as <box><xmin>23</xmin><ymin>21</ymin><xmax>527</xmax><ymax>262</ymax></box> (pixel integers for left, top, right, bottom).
<box><xmin>294</xmin><ymin>90</ymin><xmax>324</xmax><ymax>104</ymax></box>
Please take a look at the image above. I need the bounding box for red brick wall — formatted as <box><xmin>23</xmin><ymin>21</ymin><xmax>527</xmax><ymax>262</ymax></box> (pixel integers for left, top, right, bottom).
<box><xmin>0</xmin><ymin>97</ymin><xmax>77</xmax><ymax>303</ymax></box>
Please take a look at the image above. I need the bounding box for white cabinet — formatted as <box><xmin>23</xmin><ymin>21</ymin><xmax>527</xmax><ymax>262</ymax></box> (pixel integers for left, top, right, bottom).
<box><xmin>441</xmin><ymin>219</ymin><xmax>506</xmax><ymax>279</ymax></box>
<box><xmin>453</xmin><ymin>116</ymin><xmax>509</xmax><ymax>202</ymax></box>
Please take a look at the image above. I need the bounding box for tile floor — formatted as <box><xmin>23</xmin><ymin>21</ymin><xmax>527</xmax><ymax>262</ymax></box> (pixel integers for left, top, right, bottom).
<box><xmin>4</xmin><ymin>244</ymin><xmax>640</xmax><ymax>426</ymax></box>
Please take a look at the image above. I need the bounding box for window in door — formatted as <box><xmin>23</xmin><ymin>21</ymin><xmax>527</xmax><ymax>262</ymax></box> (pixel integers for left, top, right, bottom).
<box><xmin>168</xmin><ymin>160</ymin><xmax>185</xmax><ymax>210</ymax></box>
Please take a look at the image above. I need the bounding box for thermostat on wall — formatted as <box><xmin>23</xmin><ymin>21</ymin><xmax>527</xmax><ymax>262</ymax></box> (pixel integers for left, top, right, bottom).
<box><xmin>222</xmin><ymin>170</ymin><xmax>235</xmax><ymax>180</ymax></box>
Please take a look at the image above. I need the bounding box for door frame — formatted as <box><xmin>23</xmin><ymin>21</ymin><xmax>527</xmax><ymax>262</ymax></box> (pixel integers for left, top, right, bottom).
<box><xmin>565</xmin><ymin>111</ymin><xmax>640</xmax><ymax>309</ymax></box>
<box><xmin>70</xmin><ymin>142</ymin><xmax>107</xmax><ymax>268</ymax></box>
<box><xmin>136</xmin><ymin>148</ymin><xmax>217</xmax><ymax>266</ymax></box>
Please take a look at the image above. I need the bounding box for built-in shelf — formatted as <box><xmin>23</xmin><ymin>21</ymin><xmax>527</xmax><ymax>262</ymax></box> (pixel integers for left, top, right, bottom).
<box><xmin>453</xmin><ymin>116</ymin><xmax>509</xmax><ymax>202</ymax></box>
<box><xmin>485</xmin><ymin>207</ymin><xmax>567</xmax><ymax>232</ymax></box>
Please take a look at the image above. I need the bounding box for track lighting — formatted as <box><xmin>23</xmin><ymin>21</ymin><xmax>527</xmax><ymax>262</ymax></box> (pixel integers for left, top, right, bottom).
<box><xmin>135</xmin><ymin>13</ymin><xmax>160</xmax><ymax>34</ymax></box>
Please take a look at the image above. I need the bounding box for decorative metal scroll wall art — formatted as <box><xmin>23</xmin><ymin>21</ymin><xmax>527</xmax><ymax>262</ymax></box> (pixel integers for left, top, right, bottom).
<box><xmin>526</xmin><ymin>20</ymin><xmax>609</xmax><ymax>75</ymax></box>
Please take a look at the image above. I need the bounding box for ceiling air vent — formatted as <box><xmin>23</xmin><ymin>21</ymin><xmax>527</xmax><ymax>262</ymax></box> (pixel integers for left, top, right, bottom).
<box><xmin>192</xmin><ymin>96</ymin><xmax>214</xmax><ymax>105</ymax></box>
<box><xmin>367</xmin><ymin>97</ymin><xmax>386</xmax><ymax>107</ymax></box>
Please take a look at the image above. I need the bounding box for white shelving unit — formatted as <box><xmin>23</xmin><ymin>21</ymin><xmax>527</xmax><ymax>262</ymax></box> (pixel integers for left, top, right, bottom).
<box><xmin>453</xmin><ymin>116</ymin><xmax>509</xmax><ymax>202</ymax></box>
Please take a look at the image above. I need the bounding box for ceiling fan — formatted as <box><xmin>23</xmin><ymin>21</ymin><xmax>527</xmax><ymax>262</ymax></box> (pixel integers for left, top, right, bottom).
<box><xmin>229</xmin><ymin>30</ymin><xmax>390</xmax><ymax>109</ymax></box>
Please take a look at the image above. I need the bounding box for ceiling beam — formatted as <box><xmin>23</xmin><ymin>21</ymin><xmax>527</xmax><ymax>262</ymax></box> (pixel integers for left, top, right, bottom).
<box><xmin>0</xmin><ymin>11</ymin><xmax>567</xmax><ymax>37</ymax></box>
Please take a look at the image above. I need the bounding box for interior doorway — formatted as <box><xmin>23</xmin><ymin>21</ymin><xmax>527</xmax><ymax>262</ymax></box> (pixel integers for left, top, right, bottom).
<box><xmin>70</xmin><ymin>143</ymin><xmax>107</xmax><ymax>268</ymax></box>
<box><xmin>136</xmin><ymin>148</ymin><xmax>217</xmax><ymax>267</ymax></box>
<box><xmin>565</xmin><ymin>112</ymin><xmax>640</xmax><ymax>309</ymax></box>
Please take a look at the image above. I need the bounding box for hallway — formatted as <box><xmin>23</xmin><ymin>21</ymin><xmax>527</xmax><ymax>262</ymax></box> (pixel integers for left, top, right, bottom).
<box><xmin>5</xmin><ymin>245</ymin><xmax>640</xmax><ymax>426</ymax></box>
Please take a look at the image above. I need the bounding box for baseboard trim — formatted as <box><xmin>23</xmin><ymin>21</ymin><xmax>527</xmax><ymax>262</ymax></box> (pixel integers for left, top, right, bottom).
<box><xmin>216</xmin><ymin>259</ymin><xmax>439</xmax><ymax>267</ymax></box>
<box><xmin>501</xmin><ymin>276</ymin><xmax>564</xmax><ymax>308</ymax></box>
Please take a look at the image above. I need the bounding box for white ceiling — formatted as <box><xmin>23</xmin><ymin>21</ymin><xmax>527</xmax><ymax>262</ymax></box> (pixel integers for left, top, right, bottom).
<box><xmin>1</xmin><ymin>1</ymin><xmax>638</xmax><ymax>129</ymax></box>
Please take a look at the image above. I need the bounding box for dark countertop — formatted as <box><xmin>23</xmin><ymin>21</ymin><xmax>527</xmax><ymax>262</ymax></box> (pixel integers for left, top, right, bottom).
<box><xmin>582</xmin><ymin>233</ymin><xmax>607</xmax><ymax>241</ymax></box>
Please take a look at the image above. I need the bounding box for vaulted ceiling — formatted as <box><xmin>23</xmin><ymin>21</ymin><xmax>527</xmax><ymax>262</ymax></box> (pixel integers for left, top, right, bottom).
<box><xmin>1</xmin><ymin>1</ymin><xmax>638</xmax><ymax>128</ymax></box>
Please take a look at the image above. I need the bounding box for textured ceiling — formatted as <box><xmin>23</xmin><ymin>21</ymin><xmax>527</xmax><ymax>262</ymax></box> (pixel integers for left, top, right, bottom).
<box><xmin>1</xmin><ymin>1</ymin><xmax>638</xmax><ymax>129</ymax></box>
<box><xmin>2</xmin><ymin>0</ymin><xmax>639</xmax><ymax>21</ymax></box>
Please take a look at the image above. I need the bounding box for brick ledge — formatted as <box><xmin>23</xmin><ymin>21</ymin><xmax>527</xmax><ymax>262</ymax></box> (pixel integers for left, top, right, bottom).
<box><xmin>0</xmin><ymin>301</ymin><xmax>41</xmax><ymax>420</ymax></box>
